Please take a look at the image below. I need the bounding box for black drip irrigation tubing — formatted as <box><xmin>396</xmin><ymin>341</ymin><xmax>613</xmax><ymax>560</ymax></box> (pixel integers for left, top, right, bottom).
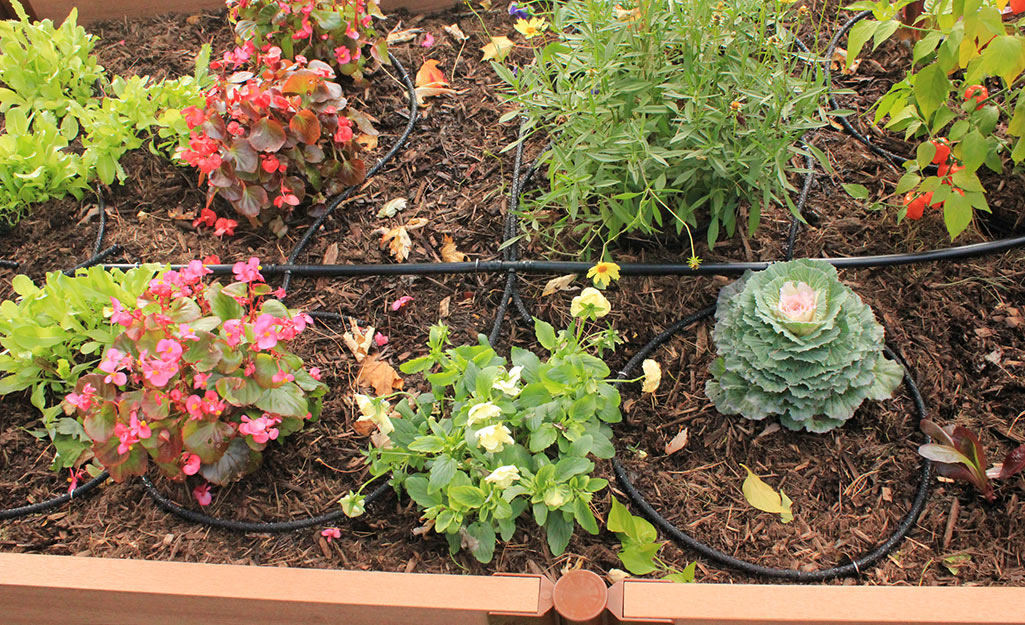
<box><xmin>141</xmin><ymin>477</ymin><xmax>391</xmax><ymax>533</ymax></box>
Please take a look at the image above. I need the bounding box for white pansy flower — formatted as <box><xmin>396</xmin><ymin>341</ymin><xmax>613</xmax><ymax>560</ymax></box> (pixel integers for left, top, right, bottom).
<box><xmin>467</xmin><ymin>401</ymin><xmax>502</xmax><ymax>426</ymax></box>
<box><xmin>476</xmin><ymin>424</ymin><xmax>514</xmax><ymax>453</ymax></box>
<box><xmin>492</xmin><ymin>366</ymin><xmax>523</xmax><ymax>396</ymax></box>
<box><xmin>570</xmin><ymin>287</ymin><xmax>611</xmax><ymax>319</ymax></box>
<box><xmin>354</xmin><ymin>393</ymin><xmax>394</xmax><ymax>435</ymax></box>
<box><xmin>484</xmin><ymin>465</ymin><xmax>521</xmax><ymax>489</ymax></box>
<box><xmin>641</xmin><ymin>359</ymin><xmax>662</xmax><ymax>394</ymax></box>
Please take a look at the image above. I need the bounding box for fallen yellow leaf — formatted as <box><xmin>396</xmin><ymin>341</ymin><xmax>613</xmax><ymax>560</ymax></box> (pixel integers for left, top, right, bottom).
<box><xmin>415</xmin><ymin>85</ymin><xmax>457</xmax><ymax>107</ymax></box>
<box><xmin>740</xmin><ymin>464</ymin><xmax>794</xmax><ymax>524</ymax></box>
<box><xmin>481</xmin><ymin>36</ymin><xmax>514</xmax><ymax>62</ymax></box>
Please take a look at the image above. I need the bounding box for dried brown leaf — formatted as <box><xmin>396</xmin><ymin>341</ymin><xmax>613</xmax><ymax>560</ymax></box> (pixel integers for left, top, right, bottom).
<box><xmin>440</xmin><ymin>235</ymin><xmax>465</xmax><ymax>262</ymax></box>
<box><xmin>541</xmin><ymin>274</ymin><xmax>577</xmax><ymax>297</ymax></box>
<box><xmin>664</xmin><ymin>427</ymin><xmax>689</xmax><ymax>456</ymax></box>
<box><xmin>356</xmin><ymin>354</ymin><xmax>404</xmax><ymax>396</ymax></box>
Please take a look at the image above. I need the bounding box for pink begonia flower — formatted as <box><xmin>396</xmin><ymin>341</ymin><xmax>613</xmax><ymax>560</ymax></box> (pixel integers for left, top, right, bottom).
<box><xmin>391</xmin><ymin>295</ymin><xmax>414</xmax><ymax>311</ymax></box>
<box><xmin>183</xmin><ymin>453</ymin><xmax>202</xmax><ymax>476</ymax></box>
<box><xmin>181</xmin><ymin>259</ymin><xmax>212</xmax><ymax>283</ymax></box>
<box><xmin>421</xmin><ymin>32</ymin><xmax>435</xmax><ymax>47</ymax></box>
<box><xmin>193</xmin><ymin>483</ymin><xmax>212</xmax><ymax>506</ymax></box>
<box><xmin>239</xmin><ymin>414</ymin><xmax>280</xmax><ymax>444</ymax></box>
<box><xmin>321</xmin><ymin>527</ymin><xmax>341</xmax><ymax>542</ymax></box>
<box><xmin>156</xmin><ymin>338</ymin><xmax>183</xmax><ymax>363</ymax></box>
<box><xmin>186</xmin><ymin>394</ymin><xmax>204</xmax><ymax>419</ymax></box>
<box><xmin>99</xmin><ymin>348</ymin><xmax>130</xmax><ymax>386</ymax></box>
<box><xmin>245</xmin><ymin>361</ymin><xmax>256</xmax><ymax>376</ymax></box>
<box><xmin>178</xmin><ymin>324</ymin><xmax>200</xmax><ymax>341</ymax></box>
<box><xmin>67</xmin><ymin>468</ymin><xmax>86</xmax><ymax>494</ymax></box>
<box><xmin>308</xmin><ymin>367</ymin><xmax>322</xmax><ymax>381</ymax></box>
<box><xmin>374</xmin><ymin>332</ymin><xmax>388</xmax><ymax>347</ymax></box>
<box><xmin>777</xmin><ymin>281</ymin><xmax>817</xmax><ymax>323</ymax></box>
<box><xmin>193</xmin><ymin>372</ymin><xmax>210</xmax><ymax>389</ymax></box>
<box><xmin>274</xmin><ymin>287</ymin><xmax>287</xmax><ymax>298</ymax></box>
<box><xmin>110</xmin><ymin>297</ymin><xmax>135</xmax><ymax>327</ymax></box>
<box><xmin>232</xmin><ymin>257</ymin><xmax>264</xmax><ymax>283</ymax></box>
<box><xmin>253</xmin><ymin>314</ymin><xmax>280</xmax><ymax>350</ymax></box>
<box><xmin>140</xmin><ymin>354</ymin><xmax>178</xmax><ymax>387</ymax></box>
<box><xmin>223</xmin><ymin>318</ymin><xmax>244</xmax><ymax>347</ymax></box>
<box><xmin>114</xmin><ymin>411</ymin><xmax>151</xmax><ymax>455</ymax></box>
<box><xmin>203</xmin><ymin>390</ymin><xmax>226</xmax><ymax>417</ymax></box>
<box><xmin>272</xmin><ymin>369</ymin><xmax>295</xmax><ymax>384</ymax></box>
<box><xmin>65</xmin><ymin>383</ymin><xmax>97</xmax><ymax>412</ymax></box>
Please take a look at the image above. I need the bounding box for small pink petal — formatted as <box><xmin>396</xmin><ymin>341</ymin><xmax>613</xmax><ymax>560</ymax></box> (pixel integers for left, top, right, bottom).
<box><xmin>193</xmin><ymin>483</ymin><xmax>212</xmax><ymax>506</ymax></box>
<box><xmin>374</xmin><ymin>332</ymin><xmax>389</xmax><ymax>346</ymax></box>
<box><xmin>320</xmin><ymin>527</ymin><xmax>342</xmax><ymax>541</ymax></box>
<box><xmin>421</xmin><ymin>32</ymin><xmax>435</xmax><ymax>48</ymax></box>
<box><xmin>390</xmin><ymin>295</ymin><xmax>414</xmax><ymax>311</ymax></box>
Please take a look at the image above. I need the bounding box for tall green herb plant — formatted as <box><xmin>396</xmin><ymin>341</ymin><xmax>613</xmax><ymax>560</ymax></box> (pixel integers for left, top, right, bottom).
<box><xmin>495</xmin><ymin>0</ymin><xmax>827</xmax><ymax>248</ymax></box>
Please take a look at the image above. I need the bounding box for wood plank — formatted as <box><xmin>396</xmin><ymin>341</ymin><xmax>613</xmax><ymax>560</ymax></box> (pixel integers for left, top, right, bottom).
<box><xmin>608</xmin><ymin>580</ymin><xmax>1025</xmax><ymax>625</ymax></box>
<box><xmin>28</xmin><ymin>0</ymin><xmax>456</xmax><ymax>24</ymax></box>
<box><xmin>0</xmin><ymin>553</ymin><xmax>554</xmax><ymax>625</ymax></box>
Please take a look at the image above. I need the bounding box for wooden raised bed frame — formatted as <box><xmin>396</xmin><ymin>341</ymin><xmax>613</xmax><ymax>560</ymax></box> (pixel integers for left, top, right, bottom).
<box><xmin>2</xmin><ymin>553</ymin><xmax>1024</xmax><ymax>624</ymax></box>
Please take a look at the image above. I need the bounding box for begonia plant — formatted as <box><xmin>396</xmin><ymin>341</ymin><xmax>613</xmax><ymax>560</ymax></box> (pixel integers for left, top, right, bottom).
<box><xmin>227</xmin><ymin>0</ymin><xmax>387</xmax><ymax>82</ymax></box>
<box><xmin>64</xmin><ymin>258</ymin><xmax>327</xmax><ymax>484</ymax></box>
<box><xmin>179</xmin><ymin>44</ymin><xmax>370</xmax><ymax>234</ymax></box>
<box><xmin>706</xmin><ymin>259</ymin><xmax>904</xmax><ymax>433</ymax></box>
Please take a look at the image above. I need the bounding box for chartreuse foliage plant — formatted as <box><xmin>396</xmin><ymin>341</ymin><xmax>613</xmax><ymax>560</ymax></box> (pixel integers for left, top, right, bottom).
<box><xmin>0</xmin><ymin>265</ymin><xmax>160</xmax><ymax>470</ymax></box>
<box><xmin>846</xmin><ymin>0</ymin><xmax>1025</xmax><ymax>237</ymax></box>
<box><xmin>0</xmin><ymin>0</ymin><xmax>211</xmax><ymax>226</ymax></box>
<box><xmin>340</xmin><ymin>290</ymin><xmax>636</xmax><ymax>563</ymax></box>
<box><xmin>227</xmin><ymin>0</ymin><xmax>387</xmax><ymax>82</ymax></box>
<box><xmin>706</xmin><ymin>259</ymin><xmax>904</xmax><ymax>433</ymax></box>
<box><xmin>495</xmin><ymin>0</ymin><xmax>826</xmax><ymax>247</ymax></box>
<box><xmin>62</xmin><ymin>258</ymin><xmax>326</xmax><ymax>484</ymax></box>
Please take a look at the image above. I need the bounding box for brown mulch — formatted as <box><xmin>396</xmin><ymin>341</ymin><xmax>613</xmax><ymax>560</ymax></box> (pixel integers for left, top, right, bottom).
<box><xmin>1</xmin><ymin>2</ymin><xmax>1023</xmax><ymax>587</ymax></box>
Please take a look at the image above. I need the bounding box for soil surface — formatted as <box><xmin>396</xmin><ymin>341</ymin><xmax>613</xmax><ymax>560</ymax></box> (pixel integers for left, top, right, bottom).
<box><xmin>1</xmin><ymin>1</ymin><xmax>1023</xmax><ymax>587</ymax></box>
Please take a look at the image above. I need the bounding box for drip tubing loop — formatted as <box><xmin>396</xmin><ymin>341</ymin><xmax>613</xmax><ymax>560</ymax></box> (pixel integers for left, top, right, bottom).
<box><xmin>610</xmin><ymin>306</ymin><xmax>933</xmax><ymax>581</ymax></box>
<box><xmin>280</xmin><ymin>53</ymin><xmax>418</xmax><ymax>294</ymax></box>
<box><xmin>140</xmin><ymin>476</ymin><xmax>390</xmax><ymax>533</ymax></box>
<box><xmin>0</xmin><ymin>470</ymin><xmax>109</xmax><ymax>521</ymax></box>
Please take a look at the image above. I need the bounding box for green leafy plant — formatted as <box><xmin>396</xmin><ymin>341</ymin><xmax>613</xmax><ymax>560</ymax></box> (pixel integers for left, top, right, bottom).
<box><xmin>0</xmin><ymin>265</ymin><xmax>161</xmax><ymax>470</ymax></box>
<box><xmin>706</xmin><ymin>259</ymin><xmax>904</xmax><ymax>433</ymax></box>
<box><xmin>227</xmin><ymin>0</ymin><xmax>387</xmax><ymax>82</ymax></box>
<box><xmin>846</xmin><ymin>0</ymin><xmax>1025</xmax><ymax>237</ymax></box>
<box><xmin>179</xmin><ymin>45</ymin><xmax>367</xmax><ymax>235</ymax></box>
<box><xmin>340</xmin><ymin>291</ymin><xmax>633</xmax><ymax>562</ymax></box>
<box><xmin>0</xmin><ymin>1</ymin><xmax>211</xmax><ymax>225</ymax></box>
<box><xmin>608</xmin><ymin>497</ymin><xmax>695</xmax><ymax>582</ymax></box>
<box><xmin>63</xmin><ymin>258</ymin><xmax>327</xmax><ymax>484</ymax></box>
<box><xmin>495</xmin><ymin>0</ymin><xmax>826</xmax><ymax>247</ymax></box>
<box><xmin>918</xmin><ymin>420</ymin><xmax>1025</xmax><ymax>501</ymax></box>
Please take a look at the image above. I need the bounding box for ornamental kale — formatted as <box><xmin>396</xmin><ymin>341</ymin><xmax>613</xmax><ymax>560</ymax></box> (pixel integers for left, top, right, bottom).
<box><xmin>706</xmin><ymin>259</ymin><xmax>904</xmax><ymax>433</ymax></box>
<box><xmin>64</xmin><ymin>258</ymin><xmax>327</xmax><ymax>484</ymax></box>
